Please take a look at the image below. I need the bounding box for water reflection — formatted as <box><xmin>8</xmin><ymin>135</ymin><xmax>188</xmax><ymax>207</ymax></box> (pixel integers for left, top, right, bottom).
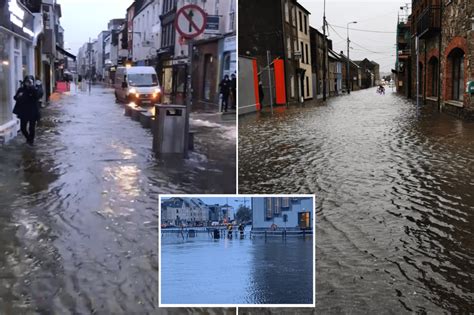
<box><xmin>161</xmin><ymin>231</ymin><xmax>313</xmax><ymax>305</ymax></box>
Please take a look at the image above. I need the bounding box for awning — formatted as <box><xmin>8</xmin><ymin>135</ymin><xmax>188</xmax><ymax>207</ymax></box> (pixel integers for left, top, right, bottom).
<box><xmin>56</xmin><ymin>45</ymin><xmax>76</xmax><ymax>61</ymax></box>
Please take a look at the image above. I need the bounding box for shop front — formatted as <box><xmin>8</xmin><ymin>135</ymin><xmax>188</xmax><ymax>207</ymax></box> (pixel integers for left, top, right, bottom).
<box><xmin>0</xmin><ymin>0</ymin><xmax>35</xmax><ymax>144</ymax></box>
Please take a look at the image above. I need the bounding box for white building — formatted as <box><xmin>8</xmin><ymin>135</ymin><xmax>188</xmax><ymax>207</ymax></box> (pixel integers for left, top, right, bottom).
<box><xmin>295</xmin><ymin>2</ymin><xmax>312</xmax><ymax>101</ymax></box>
<box><xmin>252</xmin><ymin>197</ymin><xmax>313</xmax><ymax>230</ymax></box>
<box><xmin>132</xmin><ymin>0</ymin><xmax>162</xmax><ymax>65</ymax></box>
<box><xmin>0</xmin><ymin>0</ymin><xmax>36</xmax><ymax>144</ymax></box>
<box><xmin>161</xmin><ymin>197</ymin><xmax>210</xmax><ymax>225</ymax></box>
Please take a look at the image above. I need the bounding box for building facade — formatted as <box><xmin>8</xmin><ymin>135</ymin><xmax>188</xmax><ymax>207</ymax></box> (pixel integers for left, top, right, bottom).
<box><xmin>252</xmin><ymin>197</ymin><xmax>313</xmax><ymax>230</ymax></box>
<box><xmin>295</xmin><ymin>2</ymin><xmax>312</xmax><ymax>101</ymax></box>
<box><xmin>406</xmin><ymin>0</ymin><xmax>473</xmax><ymax>118</ymax></box>
<box><xmin>0</xmin><ymin>0</ymin><xmax>35</xmax><ymax>144</ymax></box>
<box><xmin>161</xmin><ymin>197</ymin><xmax>210</xmax><ymax>226</ymax></box>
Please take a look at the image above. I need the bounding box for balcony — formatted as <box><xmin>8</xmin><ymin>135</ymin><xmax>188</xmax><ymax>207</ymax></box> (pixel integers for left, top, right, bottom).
<box><xmin>416</xmin><ymin>5</ymin><xmax>441</xmax><ymax>39</ymax></box>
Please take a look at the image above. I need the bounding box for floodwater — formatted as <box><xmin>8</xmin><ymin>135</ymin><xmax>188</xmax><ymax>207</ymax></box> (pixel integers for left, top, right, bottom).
<box><xmin>0</xmin><ymin>85</ymin><xmax>235</xmax><ymax>313</ymax></box>
<box><xmin>239</xmin><ymin>88</ymin><xmax>474</xmax><ymax>313</ymax></box>
<box><xmin>160</xmin><ymin>228</ymin><xmax>313</xmax><ymax>305</ymax></box>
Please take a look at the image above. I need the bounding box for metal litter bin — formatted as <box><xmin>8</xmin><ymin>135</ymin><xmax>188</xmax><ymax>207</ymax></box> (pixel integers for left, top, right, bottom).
<box><xmin>153</xmin><ymin>104</ymin><xmax>186</xmax><ymax>155</ymax></box>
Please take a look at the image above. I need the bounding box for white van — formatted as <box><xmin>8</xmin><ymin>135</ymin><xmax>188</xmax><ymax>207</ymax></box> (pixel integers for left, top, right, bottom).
<box><xmin>114</xmin><ymin>66</ymin><xmax>161</xmax><ymax>105</ymax></box>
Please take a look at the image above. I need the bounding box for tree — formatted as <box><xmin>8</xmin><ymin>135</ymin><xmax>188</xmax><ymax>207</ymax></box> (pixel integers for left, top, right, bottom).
<box><xmin>235</xmin><ymin>205</ymin><xmax>252</xmax><ymax>223</ymax></box>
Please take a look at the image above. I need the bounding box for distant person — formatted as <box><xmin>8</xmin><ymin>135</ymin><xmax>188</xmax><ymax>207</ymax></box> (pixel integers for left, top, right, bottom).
<box><xmin>219</xmin><ymin>75</ymin><xmax>230</xmax><ymax>112</ymax></box>
<box><xmin>34</xmin><ymin>76</ymin><xmax>44</xmax><ymax>109</ymax></box>
<box><xmin>13</xmin><ymin>76</ymin><xmax>40</xmax><ymax>145</ymax></box>
<box><xmin>238</xmin><ymin>224</ymin><xmax>245</xmax><ymax>238</ymax></box>
<box><xmin>258</xmin><ymin>81</ymin><xmax>264</xmax><ymax>111</ymax></box>
<box><xmin>227</xmin><ymin>223</ymin><xmax>233</xmax><ymax>239</ymax></box>
<box><xmin>230</xmin><ymin>73</ymin><xmax>236</xmax><ymax>109</ymax></box>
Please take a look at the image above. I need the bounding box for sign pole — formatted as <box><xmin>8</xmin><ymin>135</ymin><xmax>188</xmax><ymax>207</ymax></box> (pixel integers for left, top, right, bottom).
<box><xmin>184</xmin><ymin>39</ymin><xmax>193</xmax><ymax>158</ymax></box>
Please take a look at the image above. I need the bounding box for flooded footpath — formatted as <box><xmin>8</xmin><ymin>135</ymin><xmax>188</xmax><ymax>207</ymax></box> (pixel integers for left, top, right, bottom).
<box><xmin>0</xmin><ymin>86</ymin><xmax>235</xmax><ymax>313</ymax></box>
<box><xmin>239</xmin><ymin>88</ymin><xmax>474</xmax><ymax>313</ymax></box>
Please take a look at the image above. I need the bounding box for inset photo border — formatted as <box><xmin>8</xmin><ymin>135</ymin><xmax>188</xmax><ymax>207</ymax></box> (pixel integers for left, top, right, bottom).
<box><xmin>158</xmin><ymin>194</ymin><xmax>316</xmax><ymax>308</ymax></box>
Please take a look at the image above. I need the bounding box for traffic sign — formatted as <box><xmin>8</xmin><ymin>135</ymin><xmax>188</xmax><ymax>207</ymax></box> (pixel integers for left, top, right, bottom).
<box><xmin>175</xmin><ymin>4</ymin><xmax>207</xmax><ymax>39</ymax></box>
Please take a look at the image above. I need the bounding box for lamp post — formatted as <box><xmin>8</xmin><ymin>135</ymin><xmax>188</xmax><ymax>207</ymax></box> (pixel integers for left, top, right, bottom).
<box><xmin>346</xmin><ymin>21</ymin><xmax>357</xmax><ymax>94</ymax></box>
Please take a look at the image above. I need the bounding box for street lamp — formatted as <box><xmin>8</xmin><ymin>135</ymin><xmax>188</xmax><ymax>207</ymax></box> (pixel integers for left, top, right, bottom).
<box><xmin>347</xmin><ymin>21</ymin><xmax>357</xmax><ymax>94</ymax></box>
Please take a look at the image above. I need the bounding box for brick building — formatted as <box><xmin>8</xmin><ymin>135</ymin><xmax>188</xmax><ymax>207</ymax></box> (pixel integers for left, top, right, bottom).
<box><xmin>239</xmin><ymin>0</ymin><xmax>307</xmax><ymax>106</ymax></box>
<box><xmin>409</xmin><ymin>0</ymin><xmax>473</xmax><ymax>118</ymax></box>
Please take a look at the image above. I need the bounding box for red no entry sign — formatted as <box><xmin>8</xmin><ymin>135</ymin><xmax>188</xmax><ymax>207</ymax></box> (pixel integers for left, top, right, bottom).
<box><xmin>175</xmin><ymin>4</ymin><xmax>207</xmax><ymax>39</ymax></box>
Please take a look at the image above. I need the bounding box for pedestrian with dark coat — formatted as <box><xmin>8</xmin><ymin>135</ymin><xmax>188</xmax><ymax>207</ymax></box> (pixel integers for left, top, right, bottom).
<box><xmin>230</xmin><ymin>73</ymin><xmax>236</xmax><ymax>109</ymax></box>
<box><xmin>258</xmin><ymin>81</ymin><xmax>264</xmax><ymax>111</ymax></box>
<box><xmin>13</xmin><ymin>76</ymin><xmax>40</xmax><ymax>145</ymax></box>
<box><xmin>219</xmin><ymin>75</ymin><xmax>230</xmax><ymax>112</ymax></box>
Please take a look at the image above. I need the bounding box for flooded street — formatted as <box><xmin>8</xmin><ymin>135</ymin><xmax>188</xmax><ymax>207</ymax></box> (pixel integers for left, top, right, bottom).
<box><xmin>0</xmin><ymin>86</ymin><xmax>235</xmax><ymax>313</ymax></box>
<box><xmin>239</xmin><ymin>88</ymin><xmax>474</xmax><ymax>313</ymax></box>
<box><xmin>161</xmin><ymin>228</ymin><xmax>313</xmax><ymax>305</ymax></box>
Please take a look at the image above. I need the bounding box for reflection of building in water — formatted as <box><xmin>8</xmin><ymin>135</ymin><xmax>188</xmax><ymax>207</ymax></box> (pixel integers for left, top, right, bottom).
<box><xmin>252</xmin><ymin>197</ymin><xmax>313</xmax><ymax>230</ymax></box>
<box><xmin>161</xmin><ymin>197</ymin><xmax>209</xmax><ymax>226</ymax></box>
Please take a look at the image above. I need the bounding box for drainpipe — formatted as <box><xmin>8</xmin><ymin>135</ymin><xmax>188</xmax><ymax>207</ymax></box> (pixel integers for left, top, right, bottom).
<box><xmin>438</xmin><ymin>5</ymin><xmax>442</xmax><ymax>112</ymax></box>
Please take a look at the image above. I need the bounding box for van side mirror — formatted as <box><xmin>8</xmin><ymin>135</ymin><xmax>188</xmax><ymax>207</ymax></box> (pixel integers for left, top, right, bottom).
<box><xmin>122</xmin><ymin>81</ymin><xmax>127</xmax><ymax>88</ymax></box>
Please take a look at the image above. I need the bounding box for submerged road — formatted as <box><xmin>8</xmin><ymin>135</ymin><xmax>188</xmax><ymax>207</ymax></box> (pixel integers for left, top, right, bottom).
<box><xmin>0</xmin><ymin>86</ymin><xmax>235</xmax><ymax>313</ymax></box>
<box><xmin>239</xmin><ymin>88</ymin><xmax>474</xmax><ymax>313</ymax></box>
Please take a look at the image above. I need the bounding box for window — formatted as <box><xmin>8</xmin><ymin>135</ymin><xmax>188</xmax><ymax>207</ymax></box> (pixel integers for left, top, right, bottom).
<box><xmin>305</xmin><ymin>43</ymin><xmax>309</xmax><ymax>64</ymax></box>
<box><xmin>299</xmin><ymin>11</ymin><xmax>302</xmax><ymax>32</ymax></box>
<box><xmin>304</xmin><ymin>15</ymin><xmax>307</xmax><ymax>35</ymax></box>
<box><xmin>300</xmin><ymin>41</ymin><xmax>304</xmax><ymax>63</ymax></box>
<box><xmin>306</xmin><ymin>76</ymin><xmax>309</xmax><ymax>96</ymax></box>
<box><xmin>287</xmin><ymin>37</ymin><xmax>291</xmax><ymax>58</ymax></box>
<box><xmin>285</xmin><ymin>1</ymin><xmax>289</xmax><ymax>22</ymax></box>
<box><xmin>290</xmin><ymin>75</ymin><xmax>295</xmax><ymax>98</ymax></box>
<box><xmin>0</xmin><ymin>31</ymin><xmax>11</xmax><ymax>125</ymax></box>
<box><xmin>203</xmin><ymin>54</ymin><xmax>213</xmax><ymax>100</ymax></box>
<box><xmin>450</xmin><ymin>48</ymin><xmax>464</xmax><ymax>101</ymax></box>
<box><xmin>428</xmin><ymin>57</ymin><xmax>438</xmax><ymax>97</ymax></box>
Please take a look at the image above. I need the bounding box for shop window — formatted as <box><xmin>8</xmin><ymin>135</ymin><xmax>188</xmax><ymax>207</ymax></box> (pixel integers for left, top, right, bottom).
<box><xmin>0</xmin><ymin>31</ymin><xmax>11</xmax><ymax>125</ymax></box>
<box><xmin>449</xmin><ymin>48</ymin><xmax>464</xmax><ymax>101</ymax></box>
<box><xmin>298</xmin><ymin>212</ymin><xmax>311</xmax><ymax>229</ymax></box>
<box><xmin>203</xmin><ymin>54</ymin><xmax>213</xmax><ymax>100</ymax></box>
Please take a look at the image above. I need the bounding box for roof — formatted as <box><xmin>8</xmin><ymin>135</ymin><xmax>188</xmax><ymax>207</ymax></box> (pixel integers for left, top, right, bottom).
<box><xmin>328</xmin><ymin>49</ymin><xmax>340</xmax><ymax>60</ymax></box>
<box><xmin>339</xmin><ymin>53</ymin><xmax>360</xmax><ymax>68</ymax></box>
<box><xmin>295</xmin><ymin>2</ymin><xmax>311</xmax><ymax>15</ymax></box>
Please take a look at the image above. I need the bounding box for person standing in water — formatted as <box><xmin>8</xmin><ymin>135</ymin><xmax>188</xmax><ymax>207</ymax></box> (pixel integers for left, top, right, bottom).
<box><xmin>13</xmin><ymin>76</ymin><xmax>40</xmax><ymax>145</ymax></box>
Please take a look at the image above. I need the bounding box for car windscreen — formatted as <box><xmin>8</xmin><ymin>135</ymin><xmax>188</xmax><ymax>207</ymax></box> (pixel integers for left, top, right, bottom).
<box><xmin>127</xmin><ymin>73</ymin><xmax>158</xmax><ymax>87</ymax></box>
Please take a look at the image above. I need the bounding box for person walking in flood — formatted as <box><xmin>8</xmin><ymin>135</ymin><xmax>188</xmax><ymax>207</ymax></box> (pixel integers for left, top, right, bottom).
<box><xmin>13</xmin><ymin>76</ymin><xmax>40</xmax><ymax>145</ymax></box>
<box><xmin>238</xmin><ymin>223</ymin><xmax>245</xmax><ymax>238</ymax></box>
<box><xmin>219</xmin><ymin>75</ymin><xmax>230</xmax><ymax>112</ymax></box>
<box><xmin>230</xmin><ymin>73</ymin><xmax>236</xmax><ymax>109</ymax></box>
<box><xmin>258</xmin><ymin>81</ymin><xmax>264</xmax><ymax>111</ymax></box>
<box><xmin>227</xmin><ymin>223</ymin><xmax>233</xmax><ymax>239</ymax></box>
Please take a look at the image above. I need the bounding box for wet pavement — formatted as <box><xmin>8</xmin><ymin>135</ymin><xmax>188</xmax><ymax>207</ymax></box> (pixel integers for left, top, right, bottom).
<box><xmin>239</xmin><ymin>88</ymin><xmax>474</xmax><ymax>313</ymax></box>
<box><xmin>161</xmin><ymin>228</ymin><xmax>313</xmax><ymax>305</ymax></box>
<box><xmin>0</xmin><ymin>85</ymin><xmax>235</xmax><ymax>313</ymax></box>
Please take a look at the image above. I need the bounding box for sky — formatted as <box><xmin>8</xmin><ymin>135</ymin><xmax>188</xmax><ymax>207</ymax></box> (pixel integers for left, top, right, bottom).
<box><xmin>58</xmin><ymin>0</ymin><xmax>132</xmax><ymax>55</ymax></box>
<box><xmin>299</xmin><ymin>0</ymin><xmax>409</xmax><ymax>73</ymax></box>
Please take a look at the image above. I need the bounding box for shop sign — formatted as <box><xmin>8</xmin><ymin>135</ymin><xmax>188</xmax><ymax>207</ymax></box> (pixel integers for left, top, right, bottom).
<box><xmin>223</xmin><ymin>36</ymin><xmax>236</xmax><ymax>52</ymax></box>
<box><xmin>8</xmin><ymin>0</ymin><xmax>34</xmax><ymax>37</ymax></box>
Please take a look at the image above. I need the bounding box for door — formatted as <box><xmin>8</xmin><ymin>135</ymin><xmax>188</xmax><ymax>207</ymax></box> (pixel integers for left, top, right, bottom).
<box><xmin>298</xmin><ymin>212</ymin><xmax>311</xmax><ymax>229</ymax></box>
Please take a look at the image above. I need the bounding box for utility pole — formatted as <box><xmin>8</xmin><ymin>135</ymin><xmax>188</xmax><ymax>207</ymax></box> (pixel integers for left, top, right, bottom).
<box><xmin>266</xmin><ymin>50</ymin><xmax>274</xmax><ymax>115</ymax></box>
<box><xmin>347</xmin><ymin>21</ymin><xmax>357</xmax><ymax>95</ymax></box>
<box><xmin>322</xmin><ymin>0</ymin><xmax>327</xmax><ymax>101</ymax></box>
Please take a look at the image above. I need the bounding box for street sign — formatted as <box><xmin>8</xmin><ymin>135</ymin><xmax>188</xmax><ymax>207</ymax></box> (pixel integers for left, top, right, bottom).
<box><xmin>175</xmin><ymin>4</ymin><xmax>207</xmax><ymax>39</ymax></box>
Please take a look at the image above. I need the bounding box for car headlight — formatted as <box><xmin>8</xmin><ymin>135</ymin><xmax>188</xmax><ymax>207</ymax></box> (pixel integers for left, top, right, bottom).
<box><xmin>129</xmin><ymin>88</ymin><xmax>137</xmax><ymax>94</ymax></box>
<box><xmin>154</xmin><ymin>88</ymin><xmax>161</xmax><ymax>94</ymax></box>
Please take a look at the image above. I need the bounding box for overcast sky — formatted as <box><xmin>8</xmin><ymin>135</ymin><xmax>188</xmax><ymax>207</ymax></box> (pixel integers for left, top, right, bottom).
<box><xmin>58</xmin><ymin>0</ymin><xmax>131</xmax><ymax>55</ymax></box>
<box><xmin>299</xmin><ymin>0</ymin><xmax>408</xmax><ymax>73</ymax></box>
